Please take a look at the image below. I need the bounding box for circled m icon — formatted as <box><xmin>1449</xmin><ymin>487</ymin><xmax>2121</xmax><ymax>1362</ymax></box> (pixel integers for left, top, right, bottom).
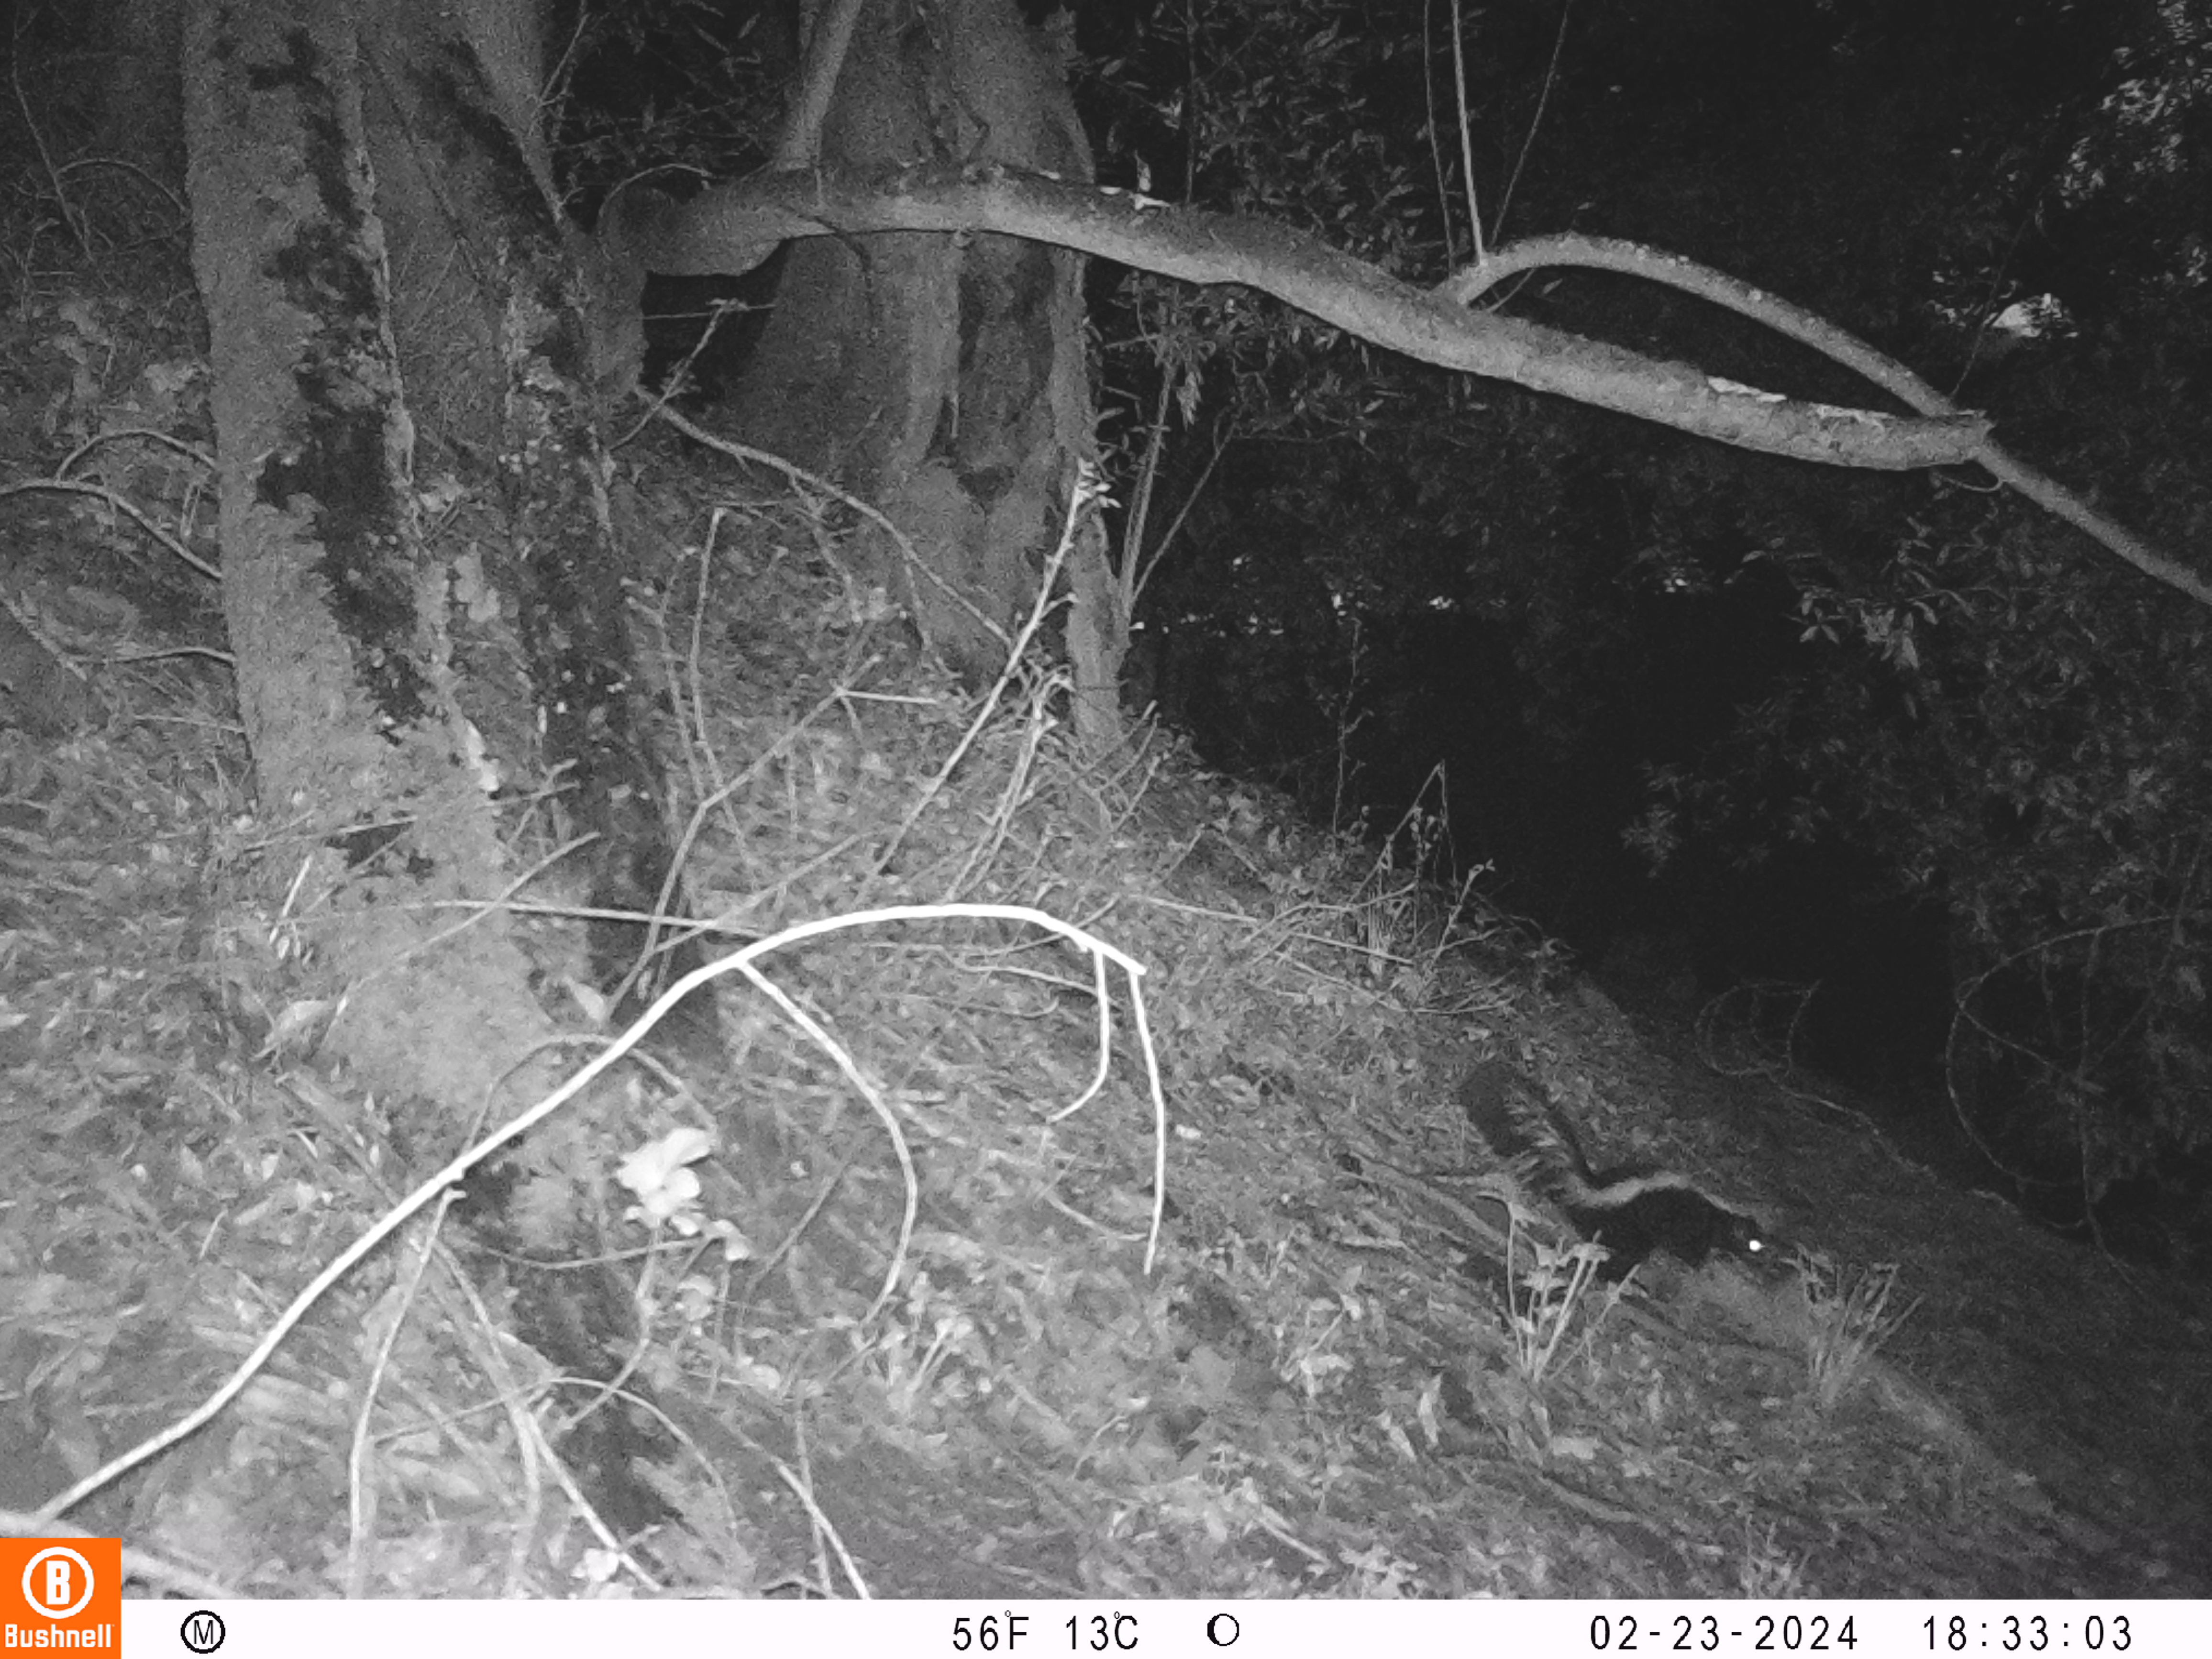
<box><xmin>180</xmin><ymin>1608</ymin><xmax>228</xmax><ymax>1654</ymax></box>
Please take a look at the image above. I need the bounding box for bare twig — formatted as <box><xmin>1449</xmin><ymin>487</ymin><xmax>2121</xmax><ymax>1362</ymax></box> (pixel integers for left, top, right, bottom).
<box><xmin>9</xmin><ymin>11</ymin><xmax>92</xmax><ymax>263</ymax></box>
<box><xmin>650</xmin><ymin>405</ymin><xmax>1010</xmax><ymax>648</ymax></box>
<box><xmin>0</xmin><ymin>478</ymin><xmax>219</xmax><ymax>580</ymax></box>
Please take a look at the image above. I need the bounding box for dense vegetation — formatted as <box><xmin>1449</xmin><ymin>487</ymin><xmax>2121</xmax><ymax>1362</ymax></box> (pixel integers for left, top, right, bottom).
<box><xmin>1074</xmin><ymin>0</ymin><xmax>2212</xmax><ymax>1258</ymax></box>
<box><xmin>551</xmin><ymin>0</ymin><xmax>2212</xmax><ymax>1253</ymax></box>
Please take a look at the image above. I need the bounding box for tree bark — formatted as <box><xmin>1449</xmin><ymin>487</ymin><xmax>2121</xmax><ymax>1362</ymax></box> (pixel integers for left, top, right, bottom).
<box><xmin>182</xmin><ymin>0</ymin><xmax>564</xmax><ymax>1117</ymax></box>
<box><xmin>357</xmin><ymin>0</ymin><xmax>716</xmax><ymax>1053</ymax></box>
<box><xmin>714</xmin><ymin>0</ymin><xmax>1120</xmax><ymax>731</ymax></box>
<box><xmin>184</xmin><ymin>0</ymin><xmax>710</xmax><ymax>1534</ymax></box>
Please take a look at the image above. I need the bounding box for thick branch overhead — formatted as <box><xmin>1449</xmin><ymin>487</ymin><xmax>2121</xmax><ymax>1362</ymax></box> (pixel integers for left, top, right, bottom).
<box><xmin>607</xmin><ymin>164</ymin><xmax>1990</xmax><ymax>473</ymax></box>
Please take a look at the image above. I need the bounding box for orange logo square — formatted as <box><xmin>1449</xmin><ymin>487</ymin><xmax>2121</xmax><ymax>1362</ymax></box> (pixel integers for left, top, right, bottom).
<box><xmin>0</xmin><ymin>1537</ymin><xmax>121</xmax><ymax>1651</ymax></box>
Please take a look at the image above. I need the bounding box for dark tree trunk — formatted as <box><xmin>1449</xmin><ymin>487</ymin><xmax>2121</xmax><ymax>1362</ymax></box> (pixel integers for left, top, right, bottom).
<box><xmin>356</xmin><ymin>0</ymin><xmax>716</xmax><ymax>1054</ymax></box>
<box><xmin>728</xmin><ymin>0</ymin><xmax>1123</xmax><ymax>731</ymax></box>
<box><xmin>184</xmin><ymin>0</ymin><xmax>709</xmax><ymax>1109</ymax></box>
<box><xmin>184</xmin><ymin>0</ymin><xmax>711</xmax><ymax>1535</ymax></box>
<box><xmin>182</xmin><ymin>0</ymin><xmax>565</xmax><ymax>1116</ymax></box>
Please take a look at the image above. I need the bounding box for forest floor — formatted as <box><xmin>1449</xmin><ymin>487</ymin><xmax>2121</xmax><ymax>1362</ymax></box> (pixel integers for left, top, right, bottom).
<box><xmin>0</xmin><ymin>291</ymin><xmax>2207</xmax><ymax>1602</ymax></box>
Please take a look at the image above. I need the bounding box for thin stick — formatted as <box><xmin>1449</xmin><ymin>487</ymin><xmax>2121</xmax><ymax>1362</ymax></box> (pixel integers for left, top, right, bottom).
<box><xmin>871</xmin><ymin>475</ymin><xmax>1092</xmax><ymax>876</ymax></box>
<box><xmin>650</xmin><ymin>406</ymin><xmax>1009</xmax><ymax>648</ymax></box>
<box><xmin>1448</xmin><ymin>0</ymin><xmax>1484</xmax><ymax>265</ymax></box>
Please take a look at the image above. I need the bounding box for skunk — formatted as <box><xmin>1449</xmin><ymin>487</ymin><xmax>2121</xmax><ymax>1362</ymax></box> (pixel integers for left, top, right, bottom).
<box><xmin>1458</xmin><ymin>1062</ymin><xmax>1773</xmax><ymax>1277</ymax></box>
